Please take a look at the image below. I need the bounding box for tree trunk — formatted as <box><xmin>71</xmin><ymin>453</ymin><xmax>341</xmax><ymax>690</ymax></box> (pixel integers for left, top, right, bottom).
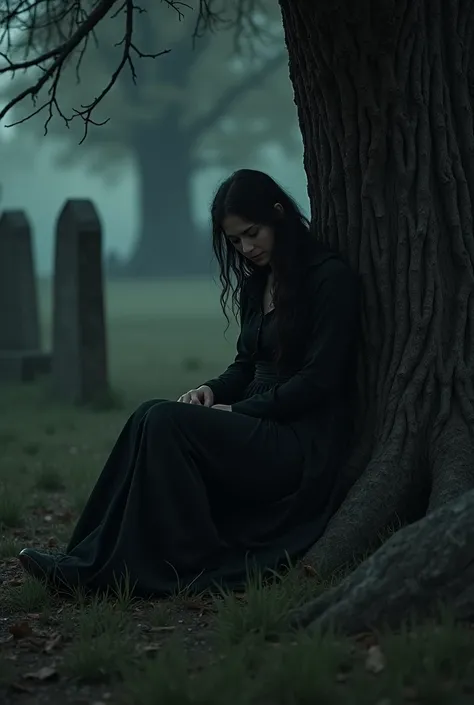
<box><xmin>289</xmin><ymin>489</ymin><xmax>474</xmax><ymax>635</ymax></box>
<box><xmin>125</xmin><ymin>122</ymin><xmax>212</xmax><ymax>278</ymax></box>
<box><xmin>279</xmin><ymin>0</ymin><xmax>474</xmax><ymax>576</ymax></box>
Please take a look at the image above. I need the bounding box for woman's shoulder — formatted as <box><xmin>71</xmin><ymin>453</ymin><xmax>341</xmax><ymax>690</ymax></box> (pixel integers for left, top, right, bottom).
<box><xmin>305</xmin><ymin>245</ymin><xmax>359</xmax><ymax>290</ymax></box>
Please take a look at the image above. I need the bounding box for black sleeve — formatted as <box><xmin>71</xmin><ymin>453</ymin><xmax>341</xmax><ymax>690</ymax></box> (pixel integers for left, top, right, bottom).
<box><xmin>231</xmin><ymin>260</ymin><xmax>360</xmax><ymax>421</ymax></box>
<box><xmin>201</xmin><ymin>285</ymin><xmax>255</xmax><ymax>405</ymax></box>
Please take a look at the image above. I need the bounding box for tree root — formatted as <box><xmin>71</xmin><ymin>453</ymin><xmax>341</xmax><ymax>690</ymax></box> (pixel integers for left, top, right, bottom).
<box><xmin>303</xmin><ymin>424</ymin><xmax>425</xmax><ymax>579</ymax></box>
<box><xmin>289</xmin><ymin>489</ymin><xmax>474</xmax><ymax>636</ymax></box>
<box><xmin>304</xmin><ymin>405</ymin><xmax>474</xmax><ymax>580</ymax></box>
<box><xmin>428</xmin><ymin>409</ymin><xmax>474</xmax><ymax>510</ymax></box>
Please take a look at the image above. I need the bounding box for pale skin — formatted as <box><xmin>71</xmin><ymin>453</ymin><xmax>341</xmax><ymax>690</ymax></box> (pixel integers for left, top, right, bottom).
<box><xmin>177</xmin><ymin>204</ymin><xmax>283</xmax><ymax>411</ymax></box>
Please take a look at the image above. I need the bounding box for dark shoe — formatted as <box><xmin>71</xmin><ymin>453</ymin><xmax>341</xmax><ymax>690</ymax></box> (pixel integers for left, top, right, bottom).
<box><xmin>18</xmin><ymin>548</ymin><xmax>56</xmax><ymax>582</ymax></box>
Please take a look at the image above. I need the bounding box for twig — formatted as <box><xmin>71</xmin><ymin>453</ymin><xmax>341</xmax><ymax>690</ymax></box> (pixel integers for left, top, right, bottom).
<box><xmin>0</xmin><ymin>0</ymin><xmax>277</xmax><ymax>139</ymax></box>
<box><xmin>0</xmin><ymin>0</ymin><xmax>186</xmax><ymax>138</ymax></box>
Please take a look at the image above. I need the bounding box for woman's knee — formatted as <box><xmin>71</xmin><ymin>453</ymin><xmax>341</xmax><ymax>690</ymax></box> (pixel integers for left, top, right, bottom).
<box><xmin>142</xmin><ymin>400</ymin><xmax>183</xmax><ymax>426</ymax></box>
<box><xmin>132</xmin><ymin>398</ymin><xmax>168</xmax><ymax>421</ymax></box>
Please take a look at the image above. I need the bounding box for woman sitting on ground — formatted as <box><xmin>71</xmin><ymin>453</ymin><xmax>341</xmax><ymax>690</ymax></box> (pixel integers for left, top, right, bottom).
<box><xmin>19</xmin><ymin>169</ymin><xmax>360</xmax><ymax>595</ymax></box>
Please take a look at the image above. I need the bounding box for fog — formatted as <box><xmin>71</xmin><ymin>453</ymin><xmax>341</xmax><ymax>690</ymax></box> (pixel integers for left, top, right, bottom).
<box><xmin>0</xmin><ymin>2</ymin><xmax>310</xmax><ymax>406</ymax></box>
<box><xmin>0</xmin><ymin>5</ymin><xmax>317</xmax><ymax>659</ymax></box>
<box><xmin>0</xmin><ymin>132</ymin><xmax>308</xmax><ymax>276</ymax></box>
<box><xmin>0</xmin><ymin>3</ymin><xmax>309</xmax><ymax>278</ymax></box>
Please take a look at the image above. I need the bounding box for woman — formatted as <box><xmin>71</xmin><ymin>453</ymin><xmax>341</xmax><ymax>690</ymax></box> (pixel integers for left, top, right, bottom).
<box><xmin>19</xmin><ymin>169</ymin><xmax>360</xmax><ymax>596</ymax></box>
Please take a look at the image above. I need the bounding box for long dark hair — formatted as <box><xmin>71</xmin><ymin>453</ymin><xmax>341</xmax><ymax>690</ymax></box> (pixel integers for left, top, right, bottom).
<box><xmin>211</xmin><ymin>169</ymin><xmax>316</xmax><ymax>372</ymax></box>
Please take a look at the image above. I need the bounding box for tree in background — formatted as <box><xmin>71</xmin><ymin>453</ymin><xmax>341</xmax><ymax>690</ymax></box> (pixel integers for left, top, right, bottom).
<box><xmin>5</xmin><ymin>2</ymin><xmax>298</xmax><ymax>276</ymax></box>
<box><xmin>3</xmin><ymin>0</ymin><xmax>474</xmax><ymax>630</ymax></box>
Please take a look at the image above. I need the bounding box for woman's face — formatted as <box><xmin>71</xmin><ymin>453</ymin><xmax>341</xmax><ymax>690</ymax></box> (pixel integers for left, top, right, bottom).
<box><xmin>222</xmin><ymin>214</ymin><xmax>275</xmax><ymax>267</ymax></box>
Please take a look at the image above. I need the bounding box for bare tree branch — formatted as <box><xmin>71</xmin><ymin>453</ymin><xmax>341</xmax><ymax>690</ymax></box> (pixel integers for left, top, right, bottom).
<box><xmin>193</xmin><ymin>0</ymin><xmax>281</xmax><ymax>54</ymax></box>
<box><xmin>0</xmin><ymin>0</ymin><xmax>187</xmax><ymax>140</ymax></box>
<box><xmin>188</xmin><ymin>48</ymin><xmax>286</xmax><ymax>140</ymax></box>
<box><xmin>0</xmin><ymin>0</ymin><xmax>278</xmax><ymax>140</ymax></box>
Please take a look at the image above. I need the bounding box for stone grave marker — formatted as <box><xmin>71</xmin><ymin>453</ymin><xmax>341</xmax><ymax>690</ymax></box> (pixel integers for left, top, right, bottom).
<box><xmin>51</xmin><ymin>199</ymin><xmax>109</xmax><ymax>405</ymax></box>
<box><xmin>0</xmin><ymin>210</ymin><xmax>51</xmax><ymax>382</ymax></box>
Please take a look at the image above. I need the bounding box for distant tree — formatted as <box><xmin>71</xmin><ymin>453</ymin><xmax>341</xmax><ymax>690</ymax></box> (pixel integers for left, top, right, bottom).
<box><xmin>4</xmin><ymin>2</ymin><xmax>298</xmax><ymax>276</ymax></box>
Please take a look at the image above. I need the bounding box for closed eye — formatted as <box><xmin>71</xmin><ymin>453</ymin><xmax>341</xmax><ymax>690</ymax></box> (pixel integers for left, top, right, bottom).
<box><xmin>227</xmin><ymin>225</ymin><xmax>260</xmax><ymax>245</ymax></box>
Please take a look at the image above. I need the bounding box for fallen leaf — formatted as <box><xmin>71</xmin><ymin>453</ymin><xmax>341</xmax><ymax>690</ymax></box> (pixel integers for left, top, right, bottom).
<box><xmin>12</xmin><ymin>529</ymin><xmax>29</xmax><ymax>538</ymax></box>
<box><xmin>300</xmin><ymin>563</ymin><xmax>319</xmax><ymax>578</ymax></box>
<box><xmin>365</xmin><ymin>645</ymin><xmax>386</xmax><ymax>674</ymax></box>
<box><xmin>20</xmin><ymin>636</ymin><xmax>45</xmax><ymax>651</ymax></box>
<box><xmin>44</xmin><ymin>634</ymin><xmax>62</xmax><ymax>653</ymax></box>
<box><xmin>56</xmin><ymin>509</ymin><xmax>74</xmax><ymax>523</ymax></box>
<box><xmin>354</xmin><ymin>633</ymin><xmax>378</xmax><ymax>649</ymax></box>
<box><xmin>354</xmin><ymin>631</ymin><xmax>376</xmax><ymax>642</ymax></box>
<box><xmin>24</xmin><ymin>666</ymin><xmax>58</xmax><ymax>681</ymax></box>
<box><xmin>11</xmin><ymin>682</ymin><xmax>34</xmax><ymax>694</ymax></box>
<box><xmin>141</xmin><ymin>644</ymin><xmax>161</xmax><ymax>654</ymax></box>
<box><xmin>9</xmin><ymin>622</ymin><xmax>33</xmax><ymax>640</ymax></box>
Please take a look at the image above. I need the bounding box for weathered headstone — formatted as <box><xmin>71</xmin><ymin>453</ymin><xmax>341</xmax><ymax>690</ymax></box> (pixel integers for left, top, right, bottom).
<box><xmin>51</xmin><ymin>199</ymin><xmax>109</xmax><ymax>405</ymax></box>
<box><xmin>0</xmin><ymin>210</ymin><xmax>51</xmax><ymax>382</ymax></box>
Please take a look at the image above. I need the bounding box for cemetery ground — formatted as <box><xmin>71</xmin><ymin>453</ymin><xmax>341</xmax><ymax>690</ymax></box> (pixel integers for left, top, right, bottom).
<box><xmin>1</xmin><ymin>280</ymin><xmax>473</xmax><ymax>705</ymax></box>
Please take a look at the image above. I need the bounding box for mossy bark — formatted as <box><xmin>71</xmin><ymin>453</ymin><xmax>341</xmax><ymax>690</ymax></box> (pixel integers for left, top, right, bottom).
<box><xmin>289</xmin><ymin>489</ymin><xmax>474</xmax><ymax>634</ymax></box>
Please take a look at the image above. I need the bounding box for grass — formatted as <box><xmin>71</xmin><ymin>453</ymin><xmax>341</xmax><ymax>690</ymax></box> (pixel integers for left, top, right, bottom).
<box><xmin>3</xmin><ymin>577</ymin><xmax>52</xmax><ymax>612</ymax></box>
<box><xmin>0</xmin><ymin>536</ymin><xmax>21</xmax><ymax>559</ymax></box>
<box><xmin>214</xmin><ymin>568</ymin><xmax>326</xmax><ymax>646</ymax></box>
<box><xmin>34</xmin><ymin>463</ymin><xmax>65</xmax><ymax>492</ymax></box>
<box><xmin>0</xmin><ymin>483</ymin><xmax>24</xmax><ymax>529</ymax></box>
<box><xmin>0</xmin><ymin>278</ymin><xmax>473</xmax><ymax>704</ymax></box>
<box><xmin>62</xmin><ymin>597</ymin><xmax>136</xmax><ymax>682</ymax></box>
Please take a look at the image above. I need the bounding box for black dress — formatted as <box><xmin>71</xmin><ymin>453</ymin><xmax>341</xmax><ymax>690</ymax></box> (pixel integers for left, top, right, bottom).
<box><xmin>40</xmin><ymin>251</ymin><xmax>360</xmax><ymax>596</ymax></box>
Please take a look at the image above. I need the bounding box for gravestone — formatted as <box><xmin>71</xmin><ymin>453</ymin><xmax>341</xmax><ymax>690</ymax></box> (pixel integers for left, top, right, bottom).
<box><xmin>51</xmin><ymin>199</ymin><xmax>109</xmax><ymax>405</ymax></box>
<box><xmin>0</xmin><ymin>211</ymin><xmax>51</xmax><ymax>382</ymax></box>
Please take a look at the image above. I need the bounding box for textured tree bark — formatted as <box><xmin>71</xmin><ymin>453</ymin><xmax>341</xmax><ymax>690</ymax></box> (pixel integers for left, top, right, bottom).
<box><xmin>278</xmin><ymin>0</ymin><xmax>474</xmax><ymax>575</ymax></box>
<box><xmin>288</xmin><ymin>489</ymin><xmax>474</xmax><ymax>634</ymax></box>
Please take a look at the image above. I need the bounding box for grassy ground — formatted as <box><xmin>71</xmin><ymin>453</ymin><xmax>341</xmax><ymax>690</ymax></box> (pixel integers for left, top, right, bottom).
<box><xmin>1</xmin><ymin>279</ymin><xmax>473</xmax><ymax>704</ymax></box>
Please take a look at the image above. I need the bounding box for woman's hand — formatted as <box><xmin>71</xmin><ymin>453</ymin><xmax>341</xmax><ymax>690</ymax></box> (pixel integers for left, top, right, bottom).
<box><xmin>212</xmin><ymin>404</ymin><xmax>232</xmax><ymax>412</ymax></box>
<box><xmin>177</xmin><ymin>385</ymin><xmax>214</xmax><ymax>407</ymax></box>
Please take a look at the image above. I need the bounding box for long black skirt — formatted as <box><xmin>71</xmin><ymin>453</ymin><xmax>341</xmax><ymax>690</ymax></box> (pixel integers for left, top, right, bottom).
<box><xmin>52</xmin><ymin>399</ymin><xmax>324</xmax><ymax>596</ymax></box>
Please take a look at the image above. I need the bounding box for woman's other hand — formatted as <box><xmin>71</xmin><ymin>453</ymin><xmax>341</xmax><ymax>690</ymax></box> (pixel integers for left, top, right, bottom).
<box><xmin>212</xmin><ymin>404</ymin><xmax>232</xmax><ymax>412</ymax></box>
<box><xmin>177</xmin><ymin>385</ymin><xmax>214</xmax><ymax>407</ymax></box>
